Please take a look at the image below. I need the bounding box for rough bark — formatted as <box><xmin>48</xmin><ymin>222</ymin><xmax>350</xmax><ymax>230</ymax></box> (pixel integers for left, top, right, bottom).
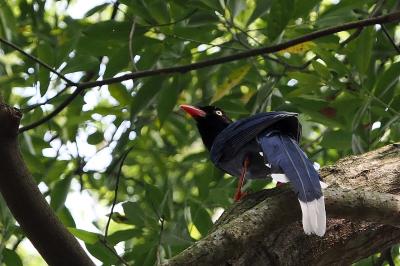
<box><xmin>0</xmin><ymin>104</ymin><xmax>94</xmax><ymax>266</ymax></box>
<box><xmin>163</xmin><ymin>143</ymin><xmax>400</xmax><ymax>266</ymax></box>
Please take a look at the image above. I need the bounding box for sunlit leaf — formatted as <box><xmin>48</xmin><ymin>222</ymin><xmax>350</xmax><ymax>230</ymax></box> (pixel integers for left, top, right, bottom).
<box><xmin>68</xmin><ymin>228</ymin><xmax>100</xmax><ymax>244</ymax></box>
<box><xmin>211</xmin><ymin>65</ymin><xmax>251</xmax><ymax>103</ymax></box>
<box><xmin>50</xmin><ymin>176</ymin><xmax>73</xmax><ymax>212</ymax></box>
<box><xmin>3</xmin><ymin>248</ymin><xmax>23</xmax><ymax>266</ymax></box>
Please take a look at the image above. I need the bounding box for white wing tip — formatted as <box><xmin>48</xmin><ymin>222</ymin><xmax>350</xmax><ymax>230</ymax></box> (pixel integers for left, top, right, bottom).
<box><xmin>298</xmin><ymin>197</ymin><xmax>326</xmax><ymax>237</ymax></box>
<box><xmin>271</xmin><ymin>173</ymin><xmax>289</xmax><ymax>183</ymax></box>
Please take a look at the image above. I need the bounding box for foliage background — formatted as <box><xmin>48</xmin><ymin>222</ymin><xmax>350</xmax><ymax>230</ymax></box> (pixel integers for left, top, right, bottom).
<box><xmin>0</xmin><ymin>0</ymin><xmax>400</xmax><ymax>265</ymax></box>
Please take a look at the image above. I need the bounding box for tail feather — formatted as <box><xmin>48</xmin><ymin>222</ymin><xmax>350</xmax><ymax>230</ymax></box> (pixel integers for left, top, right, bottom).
<box><xmin>258</xmin><ymin>132</ymin><xmax>326</xmax><ymax>236</ymax></box>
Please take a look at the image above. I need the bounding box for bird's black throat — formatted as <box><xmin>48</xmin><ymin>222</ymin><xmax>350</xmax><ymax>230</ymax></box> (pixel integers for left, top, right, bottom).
<box><xmin>196</xmin><ymin>116</ymin><xmax>231</xmax><ymax>151</ymax></box>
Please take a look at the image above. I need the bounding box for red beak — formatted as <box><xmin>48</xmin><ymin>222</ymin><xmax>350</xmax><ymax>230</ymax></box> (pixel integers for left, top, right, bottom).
<box><xmin>180</xmin><ymin>104</ymin><xmax>206</xmax><ymax>118</ymax></box>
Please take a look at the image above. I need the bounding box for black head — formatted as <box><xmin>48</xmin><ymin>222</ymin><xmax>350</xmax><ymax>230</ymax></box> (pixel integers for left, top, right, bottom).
<box><xmin>180</xmin><ymin>104</ymin><xmax>232</xmax><ymax>150</ymax></box>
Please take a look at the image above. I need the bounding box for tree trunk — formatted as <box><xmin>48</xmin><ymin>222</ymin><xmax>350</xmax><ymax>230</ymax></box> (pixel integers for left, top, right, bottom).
<box><xmin>0</xmin><ymin>104</ymin><xmax>94</xmax><ymax>266</ymax></box>
<box><xmin>164</xmin><ymin>143</ymin><xmax>400</xmax><ymax>265</ymax></box>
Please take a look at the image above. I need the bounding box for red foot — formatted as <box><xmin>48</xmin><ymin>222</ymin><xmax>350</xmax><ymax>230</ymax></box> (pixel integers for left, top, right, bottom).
<box><xmin>234</xmin><ymin>190</ymin><xmax>248</xmax><ymax>201</ymax></box>
<box><xmin>233</xmin><ymin>157</ymin><xmax>250</xmax><ymax>202</ymax></box>
<box><xmin>276</xmin><ymin>182</ymin><xmax>284</xmax><ymax>187</ymax></box>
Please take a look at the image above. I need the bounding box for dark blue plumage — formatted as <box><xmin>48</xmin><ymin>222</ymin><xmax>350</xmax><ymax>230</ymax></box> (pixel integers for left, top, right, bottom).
<box><xmin>258</xmin><ymin>131</ymin><xmax>322</xmax><ymax>202</ymax></box>
<box><xmin>210</xmin><ymin>111</ymin><xmax>300</xmax><ymax>179</ymax></box>
<box><xmin>180</xmin><ymin>105</ymin><xmax>326</xmax><ymax>236</ymax></box>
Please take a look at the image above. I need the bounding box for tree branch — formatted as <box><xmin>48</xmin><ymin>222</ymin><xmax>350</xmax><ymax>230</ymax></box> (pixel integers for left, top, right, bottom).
<box><xmin>15</xmin><ymin>11</ymin><xmax>400</xmax><ymax>133</ymax></box>
<box><xmin>162</xmin><ymin>143</ymin><xmax>400</xmax><ymax>266</ymax></box>
<box><xmin>0</xmin><ymin>104</ymin><xmax>94</xmax><ymax>265</ymax></box>
<box><xmin>17</xmin><ymin>11</ymin><xmax>400</xmax><ymax>133</ymax></box>
<box><xmin>18</xmin><ymin>86</ymin><xmax>84</xmax><ymax>133</ymax></box>
<box><xmin>77</xmin><ymin>11</ymin><xmax>400</xmax><ymax>89</ymax></box>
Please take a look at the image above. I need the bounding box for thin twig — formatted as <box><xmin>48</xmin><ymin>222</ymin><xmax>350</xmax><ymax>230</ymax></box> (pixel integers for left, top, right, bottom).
<box><xmin>18</xmin><ymin>86</ymin><xmax>84</xmax><ymax>133</ymax></box>
<box><xmin>17</xmin><ymin>11</ymin><xmax>400</xmax><ymax>133</ymax></box>
<box><xmin>381</xmin><ymin>24</ymin><xmax>400</xmax><ymax>54</ymax></box>
<box><xmin>103</xmin><ymin>146</ymin><xmax>134</xmax><ymax>240</ymax></box>
<box><xmin>129</xmin><ymin>18</ymin><xmax>138</xmax><ymax>71</ymax></box>
<box><xmin>20</xmin><ymin>85</ymin><xmax>72</xmax><ymax>112</ymax></box>
<box><xmin>151</xmin><ymin>28</ymin><xmax>243</xmax><ymax>51</ymax></box>
<box><xmin>156</xmin><ymin>216</ymin><xmax>165</xmax><ymax>265</ymax></box>
<box><xmin>111</xmin><ymin>1</ymin><xmax>120</xmax><ymax>19</ymax></box>
<box><xmin>100</xmin><ymin>239</ymin><xmax>130</xmax><ymax>266</ymax></box>
<box><xmin>0</xmin><ymin>37</ymin><xmax>76</xmax><ymax>86</ymax></box>
<box><xmin>140</xmin><ymin>9</ymin><xmax>198</xmax><ymax>28</ymax></box>
<box><xmin>226</xmin><ymin>19</ymin><xmax>316</xmax><ymax>71</ymax></box>
<box><xmin>12</xmin><ymin>236</ymin><xmax>25</xmax><ymax>251</ymax></box>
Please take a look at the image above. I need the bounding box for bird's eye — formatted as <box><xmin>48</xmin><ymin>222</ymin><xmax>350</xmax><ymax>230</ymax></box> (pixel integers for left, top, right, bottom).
<box><xmin>215</xmin><ymin>110</ymin><xmax>223</xmax><ymax>116</ymax></box>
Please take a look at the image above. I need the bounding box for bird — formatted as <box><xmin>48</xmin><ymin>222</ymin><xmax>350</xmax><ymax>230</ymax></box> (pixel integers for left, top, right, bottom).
<box><xmin>180</xmin><ymin>104</ymin><xmax>326</xmax><ymax>236</ymax></box>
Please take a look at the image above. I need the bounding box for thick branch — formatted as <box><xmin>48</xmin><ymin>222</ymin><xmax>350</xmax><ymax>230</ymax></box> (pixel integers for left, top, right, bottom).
<box><xmin>163</xmin><ymin>144</ymin><xmax>400</xmax><ymax>266</ymax></box>
<box><xmin>76</xmin><ymin>11</ymin><xmax>400</xmax><ymax>89</ymax></box>
<box><xmin>18</xmin><ymin>11</ymin><xmax>400</xmax><ymax>133</ymax></box>
<box><xmin>0</xmin><ymin>104</ymin><xmax>94</xmax><ymax>266</ymax></box>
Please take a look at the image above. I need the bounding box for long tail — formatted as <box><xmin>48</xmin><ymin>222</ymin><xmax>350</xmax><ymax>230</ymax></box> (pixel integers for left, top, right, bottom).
<box><xmin>258</xmin><ymin>131</ymin><xmax>326</xmax><ymax>236</ymax></box>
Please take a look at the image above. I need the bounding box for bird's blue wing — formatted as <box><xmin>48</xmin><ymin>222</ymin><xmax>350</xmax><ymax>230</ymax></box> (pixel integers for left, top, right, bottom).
<box><xmin>210</xmin><ymin>112</ymin><xmax>300</xmax><ymax>164</ymax></box>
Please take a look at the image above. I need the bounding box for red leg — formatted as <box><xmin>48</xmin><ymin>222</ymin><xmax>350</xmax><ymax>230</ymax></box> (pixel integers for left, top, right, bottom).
<box><xmin>234</xmin><ymin>157</ymin><xmax>250</xmax><ymax>201</ymax></box>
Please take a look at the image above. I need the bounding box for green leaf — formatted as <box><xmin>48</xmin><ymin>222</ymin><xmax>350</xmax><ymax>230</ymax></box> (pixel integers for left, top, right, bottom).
<box><xmin>108</xmin><ymin>84</ymin><xmax>131</xmax><ymax>106</ymax></box>
<box><xmin>320</xmin><ymin>130</ymin><xmax>352</xmax><ymax>149</ymax></box>
<box><xmin>3</xmin><ymin>248</ymin><xmax>23</xmax><ymax>266</ymax></box>
<box><xmin>122</xmin><ymin>202</ymin><xmax>146</xmax><ymax>226</ymax></box>
<box><xmin>187</xmin><ymin>11</ymin><xmax>220</xmax><ymax>26</ymax></box>
<box><xmin>62</xmin><ymin>55</ymin><xmax>100</xmax><ymax>74</ymax></box>
<box><xmin>57</xmin><ymin>206</ymin><xmax>76</xmax><ymax>228</ymax></box>
<box><xmin>107</xmin><ymin>229</ymin><xmax>142</xmax><ymax>245</ymax></box>
<box><xmin>189</xmin><ymin>200</ymin><xmax>213</xmax><ymax>236</ymax></box>
<box><xmin>248</xmin><ymin>0</ymin><xmax>272</xmax><ymax>24</ymax></box>
<box><xmin>348</xmin><ymin>27</ymin><xmax>374</xmax><ymax>77</ymax></box>
<box><xmin>0</xmin><ymin>0</ymin><xmax>18</xmax><ymax>40</ymax></box>
<box><xmin>50</xmin><ymin>175</ymin><xmax>73</xmax><ymax>212</ymax></box>
<box><xmin>130</xmin><ymin>77</ymin><xmax>166</xmax><ymax>121</ymax></box>
<box><xmin>85</xmin><ymin>242</ymin><xmax>118</xmax><ymax>265</ymax></box>
<box><xmin>84</xmin><ymin>3</ymin><xmax>110</xmax><ymax>17</ymax></box>
<box><xmin>87</xmin><ymin>131</ymin><xmax>104</xmax><ymax>145</ymax></box>
<box><xmin>119</xmin><ymin>0</ymin><xmax>155</xmax><ymax>24</ymax></box>
<box><xmin>311</xmin><ymin>61</ymin><xmax>332</xmax><ymax>80</ymax></box>
<box><xmin>145</xmin><ymin>0</ymin><xmax>170</xmax><ymax>24</ymax></box>
<box><xmin>293</xmin><ymin>0</ymin><xmax>320</xmax><ymax>18</ymax></box>
<box><xmin>313</xmin><ymin>47</ymin><xmax>348</xmax><ymax>76</ymax></box>
<box><xmin>199</xmin><ymin>0</ymin><xmax>223</xmax><ymax>12</ymax></box>
<box><xmin>266</xmin><ymin>0</ymin><xmax>294</xmax><ymax>40</ymax></box>
<box><xmin>46</xmin><ymin>161</ymin><xmax>69</xmax><ymax>182</ymax></box>
<box><xmin>65</xmin><ymin>96</ymin><xmax>85</xmax><ymax>139</ymax></box>
<box><xmin>157</xmin><ymin>76</ymin><xmax>188</xmax><ymax>125</ymax></box>
<box><xmin>103</xmin><ymin>46</ymin><xmax>129</xmax><ymax>78</ymax></box>
<box><xmin>288</xmin><ymin>72</ymin><xmax>322</xmax><ymax>86</ymax></box>
<box><xmin>37</xmin><ymin>41</ymin><xmax>53</xmax><ymax>95</ymax></box>
<box><xmin>211</xmin><ymin>64</ymin><xmax>251</xmax><ymax>103</ymax></box>
<box><xmin>227</xmin><ymin>0</ymin><xmax>246</xmax><ymax>18</ymax></box>
<box><xmin>157</xmin><ymin>86</ymin><xmax>180</xmax><ymax>125</ymax></box>
<box><xmin>68</xmin><ymin>228</ymin><xmax>100</xmax><ymax>244</ymax></box>
<box><xmin>373</xmin><ymin>62</ymin><xmax>400</xmax><ymax>101</ymax></box>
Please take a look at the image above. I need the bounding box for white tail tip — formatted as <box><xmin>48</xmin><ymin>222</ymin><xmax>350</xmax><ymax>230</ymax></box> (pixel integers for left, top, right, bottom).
<box><xmin>298</xmin><ymin>197</ymin><xmax>326</xmax><ymax>237</ymax></box>
<box><xmin>320</xmin><ymin>181</ymin><xmax>328</xmax><ymax>189</ymax></box>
